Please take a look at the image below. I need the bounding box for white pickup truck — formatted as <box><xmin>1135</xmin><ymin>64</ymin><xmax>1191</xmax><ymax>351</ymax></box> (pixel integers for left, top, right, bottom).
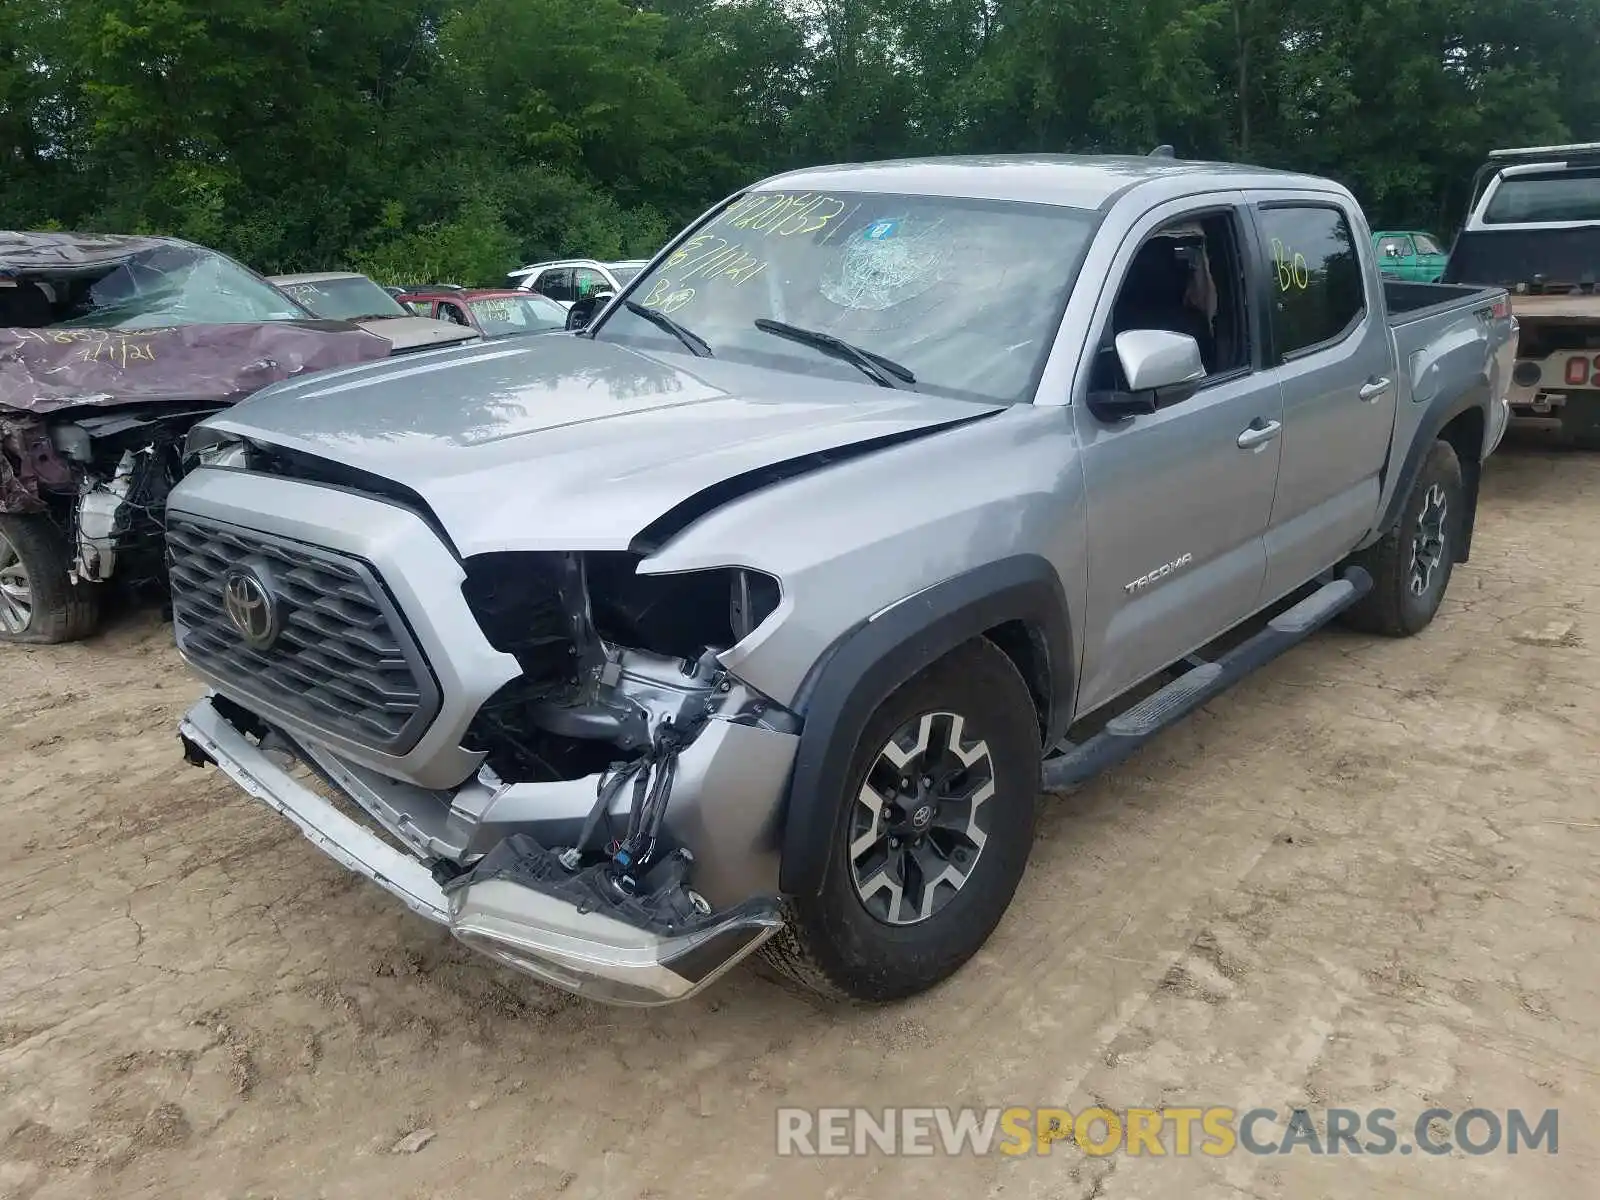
<box><xmin>1444</xmin><ymin>141</ymin><xmax>1600</xmax><ymax>447</ymax></box>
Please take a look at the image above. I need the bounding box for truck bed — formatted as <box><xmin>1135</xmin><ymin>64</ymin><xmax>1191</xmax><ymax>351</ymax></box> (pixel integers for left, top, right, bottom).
<box><xmin>1383</xmin><ymin>279</ymin><xmax>1501</xmax><ymax>323</ymax></box>
<box><xmin>1369</xmin><ymin>277</ymin><xmax>1515</xmax><ymax>529</ymax></box>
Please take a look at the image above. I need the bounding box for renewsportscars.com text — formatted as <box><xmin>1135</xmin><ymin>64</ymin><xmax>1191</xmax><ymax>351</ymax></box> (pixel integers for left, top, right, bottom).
<box><xmin>776</xmin><ymin>1106</ymin><xmax>1559</xmax><ymax>1157</ymax></box>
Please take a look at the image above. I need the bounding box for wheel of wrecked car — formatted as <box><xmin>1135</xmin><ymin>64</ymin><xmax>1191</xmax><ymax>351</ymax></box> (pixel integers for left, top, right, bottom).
<box><xmin>0</xmin><ymin>515</ymin><xmax>100</xmax><ymax>645</ymax></box>
<box><xmin>764</xmin><ymin>638</ymin><xmax>1039</xmax><ymax>1002</ymax></box>
<box><xmin>1340</xmin><ymin>439</ymin><xmax>1463</xmax><ymax>637</ymax></box>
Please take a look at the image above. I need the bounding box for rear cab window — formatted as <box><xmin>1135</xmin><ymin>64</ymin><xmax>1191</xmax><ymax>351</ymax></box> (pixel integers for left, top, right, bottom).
<box><xmin>1482</xmin><ymin>167</ymin><xmax>1600</xmax><ymax>224</ymax></box>
<box><xmin>1255</xmin><ymin>205</ymin><xmax>1367</xmax><ymax>359</ymax></box>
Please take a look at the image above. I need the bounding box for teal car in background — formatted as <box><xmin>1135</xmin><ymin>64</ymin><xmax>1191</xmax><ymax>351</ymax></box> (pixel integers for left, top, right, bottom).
<box><xmin>1373</xmin><ymin>230</ymin><xmax>1449</xmax><ymax>282</ymax></box>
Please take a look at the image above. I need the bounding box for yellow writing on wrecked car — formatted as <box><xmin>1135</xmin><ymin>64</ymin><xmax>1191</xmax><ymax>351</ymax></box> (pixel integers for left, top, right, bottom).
<box><xmin>75</xmin><ymin>338</ymin><xmax>158</xmax><ymax>367</ymax></box>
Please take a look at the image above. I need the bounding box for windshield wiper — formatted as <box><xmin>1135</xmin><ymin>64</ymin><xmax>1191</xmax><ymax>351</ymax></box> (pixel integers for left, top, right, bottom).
<box><xmin>623</xmin><ymin>300</ymin><xmax>713</xmax><ymax>357</ymax></box>
<box><xmin>752</xmin><ymin>319</ymin><xmax>915</xmax><ymax>389</ymax></box>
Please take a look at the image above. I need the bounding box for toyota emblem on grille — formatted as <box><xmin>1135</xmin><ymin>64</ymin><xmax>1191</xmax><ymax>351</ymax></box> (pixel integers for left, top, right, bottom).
<box><xmin>222</xmin><ymin>567</ymin><xmax>280</xmax><ymax>650</ymax></box>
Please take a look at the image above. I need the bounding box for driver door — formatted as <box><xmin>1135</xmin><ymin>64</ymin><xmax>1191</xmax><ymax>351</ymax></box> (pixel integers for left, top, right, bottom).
<box><xmin>1072</xmin><ymin>196</ymin><xmax>1285</xmax><ymax>715</ymax></box>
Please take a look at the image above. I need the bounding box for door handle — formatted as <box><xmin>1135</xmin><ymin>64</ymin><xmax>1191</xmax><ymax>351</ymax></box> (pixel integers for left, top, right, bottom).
<box><xmin>1359</xmin><ymin>376</ymin><xmax>1393</xmax><ymax>402</ymax></box>
<box><xmin>1237</xmin><ymin>419</ymin><xmax>1281</xmax><ymax>449</ymax></box>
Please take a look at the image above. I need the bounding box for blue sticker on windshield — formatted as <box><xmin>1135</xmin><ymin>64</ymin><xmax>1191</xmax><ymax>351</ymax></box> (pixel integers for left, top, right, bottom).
<box><xmin>861</xmin><ymin>219</ymin><xmax>900</xmax><ymax>241</ymax></box>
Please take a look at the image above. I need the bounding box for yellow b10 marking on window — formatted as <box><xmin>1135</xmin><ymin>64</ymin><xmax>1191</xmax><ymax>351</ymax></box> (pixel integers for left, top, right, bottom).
<box><xmin>1271</xmin><ymin>238</ymin><xmax>1310</xmax><ymax>291</ymax></box>
<box><xmin>641</xmin><ymin>277</ymin><xmax>697</xmax><ymax>313</ymax></box>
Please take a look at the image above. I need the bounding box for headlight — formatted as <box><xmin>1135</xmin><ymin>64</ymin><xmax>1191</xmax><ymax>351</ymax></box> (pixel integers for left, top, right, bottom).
<box><xmin>183</xmin><ymin>425</ymin><xmax>247</xmax><ymax>469</ymax></box>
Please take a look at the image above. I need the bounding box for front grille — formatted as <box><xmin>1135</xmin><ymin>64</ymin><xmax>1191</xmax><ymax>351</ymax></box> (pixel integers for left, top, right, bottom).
<box><xmin>167</xmin><ymin>517</ymin><xmax>440</xmax><ymax>755</ymax></box>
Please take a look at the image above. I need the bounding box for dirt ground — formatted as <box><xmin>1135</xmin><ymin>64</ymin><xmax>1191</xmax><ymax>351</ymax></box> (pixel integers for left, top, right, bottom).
<box><xmin>1</xmin><ymin>443</ymin><xmax>1597</xmax><ymax>1200</ymax></box>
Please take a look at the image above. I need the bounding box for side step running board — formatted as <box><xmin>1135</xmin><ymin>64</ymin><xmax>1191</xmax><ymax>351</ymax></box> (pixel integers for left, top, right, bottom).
<box><xmin>1041</xmin><ymin>566</ymin><xmax>1372</xmax><ymax>790</ymax></box>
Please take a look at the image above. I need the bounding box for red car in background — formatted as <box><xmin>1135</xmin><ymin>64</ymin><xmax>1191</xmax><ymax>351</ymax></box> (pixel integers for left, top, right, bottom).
<box><xmin>396</xmin><ymin>288</ymin><xmax>569</xmax><ymax>339</ymax></box>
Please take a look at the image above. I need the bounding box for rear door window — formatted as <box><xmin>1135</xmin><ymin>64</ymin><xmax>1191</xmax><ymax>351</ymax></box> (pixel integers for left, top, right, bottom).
<box><xmin>1256</xmin><ymin>205</ymin><xmax>1367</xmax><ymax>359</ymax></box>
<box><xmin>572</xmin><ymin>267</ymin><xmax>610</xmax><ymax>298</ymax></box>
<box><xmin>536</xmin><ymin>269</ymin><xmax>576</xmax><ymax>302</ymax></box>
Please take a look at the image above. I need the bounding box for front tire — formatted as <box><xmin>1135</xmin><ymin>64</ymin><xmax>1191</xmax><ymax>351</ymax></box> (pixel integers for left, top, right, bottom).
<box><xmin>762</xmin><ymin>638</ymin><xmax>1040</xmax><ymax>1002</ymax></box>
<box><xmin>0</xmin><ymin>514</ymin><xmax>101</xmax><ymax>645</ymax></box>
<box><xmin>1340</xmin><ymin>439</ymin><xmax>1462</xmax><ymax>637</ymax></box>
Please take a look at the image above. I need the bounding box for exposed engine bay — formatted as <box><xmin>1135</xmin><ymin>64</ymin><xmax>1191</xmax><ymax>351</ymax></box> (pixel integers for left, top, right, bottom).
<box><xmin>453</xmin><ymin>550</ymin><xmax>797</xmax><ymax>894</ymax></box>
<box><xmin>1</xmin><ymin>405</ymin><xmax>216</xmax><ymax>588</ymax></box>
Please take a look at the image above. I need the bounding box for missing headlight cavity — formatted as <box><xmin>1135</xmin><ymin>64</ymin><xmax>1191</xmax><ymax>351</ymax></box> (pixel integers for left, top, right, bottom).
<box><xmin>582</xmin><ymin>553</ymin><xmax>780</xmax><ymax>657</ymax></box>
<box><xmin>459</xmin><ymin>551</ymin><xmax>791</xmax><ymax>784</ymax></box>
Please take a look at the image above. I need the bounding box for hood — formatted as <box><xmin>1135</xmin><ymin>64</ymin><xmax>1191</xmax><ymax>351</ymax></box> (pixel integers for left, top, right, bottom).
<box><xmin>356</xmin><ymin>314</ymin><xmax>481</xmax><ymax>350</ymax></box>
<box><xmin>206</xmin><ymin>335</ymin><xmax>1001</xmax><ymax>556</ymax></box>
<box><xmin>0</xmin><ymin>320</ymin><xmax>392</xmax><ymax>416</ymax></box>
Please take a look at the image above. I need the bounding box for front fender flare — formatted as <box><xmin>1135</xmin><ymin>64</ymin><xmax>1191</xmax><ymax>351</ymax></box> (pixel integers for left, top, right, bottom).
<box><xmin>777</xmin><ymin>554</ymin><xmax>1072</xmax><ymax>898</ymax></box>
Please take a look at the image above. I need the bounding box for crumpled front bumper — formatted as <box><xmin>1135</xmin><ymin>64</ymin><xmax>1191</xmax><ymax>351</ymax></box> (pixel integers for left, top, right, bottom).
<box><xmin>179</xmin><ymin>696</ymin><xmax>783</xmax><ymax>1006</ymax></box>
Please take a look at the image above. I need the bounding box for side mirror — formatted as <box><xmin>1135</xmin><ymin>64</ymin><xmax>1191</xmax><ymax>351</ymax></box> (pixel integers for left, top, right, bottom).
<box><xmin>1089</xmin><ymin>330</ymin><xmax>1206</xmax><ymax>419</ymax></box>
<box><xmin>566</xmin><ymin>294</ymin><xmax>606</xmax><ymax>331</ymax></box>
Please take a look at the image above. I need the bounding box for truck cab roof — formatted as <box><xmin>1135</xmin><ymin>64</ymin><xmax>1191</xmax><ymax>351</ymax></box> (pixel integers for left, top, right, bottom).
<box><xmin>755</xmin><ymin>154</ymin><xmax>1338</xmax><ymax>210</ymax></box>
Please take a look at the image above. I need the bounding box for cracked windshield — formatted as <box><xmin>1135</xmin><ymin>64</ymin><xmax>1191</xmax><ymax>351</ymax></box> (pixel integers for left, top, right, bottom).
<box><xmin>57</xmin><ymin>245</ymin><xmax>306</xmax><ymax>328</ymax></box>
<box><xmin>599</xmin><ymin>190</ymin><xmax>1098</xmax><ymax>403</ymax></box>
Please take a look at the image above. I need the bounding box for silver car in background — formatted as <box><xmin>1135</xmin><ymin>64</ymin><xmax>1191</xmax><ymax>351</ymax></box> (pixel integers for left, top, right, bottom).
<box><xmin>270</xmin><ymin>272</ymin><xmax>480</xmax><ymax>352</ymax></box>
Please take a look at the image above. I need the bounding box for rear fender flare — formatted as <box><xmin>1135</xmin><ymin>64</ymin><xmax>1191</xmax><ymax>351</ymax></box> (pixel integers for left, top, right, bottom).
<box><xmin>777</xmin><ymin>555</ymin><xmax>1072</xmax><ymax>898</ymax></box>
<box><xmin>1374</xmin><ymin>380</ymin><xmax>1491</xmax><ymax>561</ymax></box>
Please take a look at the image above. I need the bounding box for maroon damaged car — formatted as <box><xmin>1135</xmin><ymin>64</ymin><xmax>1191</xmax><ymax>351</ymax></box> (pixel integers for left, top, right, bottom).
<box><xmin>0</xmin><ymin>231</ymin><xmax>393</xmax><ymax>644</ymax></box>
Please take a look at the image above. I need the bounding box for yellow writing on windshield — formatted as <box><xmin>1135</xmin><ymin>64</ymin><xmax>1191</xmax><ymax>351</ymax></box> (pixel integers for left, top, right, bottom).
<box><xmin>1271</xmin><ymin>239</ymin><xmax>1310</xmax><ymax>291</ymax></box>
<box><xmin>641</xmin><ymin>277</ymin><xmax>696</xmax><ymax>314</ymax></box>
<box><xmin>667</xmin><ymin>235</ymin><xmax>768</xmax><ymax>286</ymax></box>
<box><xmin>720</xmin><ymin>192</ymin><xmax>847</xmax><ymax>238</ymax></box>
<box><xmin>645</xmin><ymin>232</ymin><xmax>770</xmax><ymax>313</ymax></box>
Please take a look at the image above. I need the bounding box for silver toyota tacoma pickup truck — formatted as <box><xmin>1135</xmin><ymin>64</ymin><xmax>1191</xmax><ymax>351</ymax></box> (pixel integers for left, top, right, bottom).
<box><xmin>169</xmin><ymin>156</ymin><xmax>1514</xmax><ymax>1006</ymax></box>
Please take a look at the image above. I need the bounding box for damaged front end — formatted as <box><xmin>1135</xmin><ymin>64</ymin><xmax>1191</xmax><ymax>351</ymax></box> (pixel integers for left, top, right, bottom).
<box><xmin>437</xmin><ymin>550</ymin><xmax>800</xmax><ymax>1000</ymax></box>
<box><xmin>61</xmin><ymin>410</ymin><xmax>210</xmax><ymax>586</ymax></box>
<box><xmin>175</xmin><ymin>512</ymin><xmax>802</xmax><ymax>1004</ymax></box>
<box><xmin>3</xmin><ymin>406</ymin><xmax>209</xmax><ymax>585</ymax></box>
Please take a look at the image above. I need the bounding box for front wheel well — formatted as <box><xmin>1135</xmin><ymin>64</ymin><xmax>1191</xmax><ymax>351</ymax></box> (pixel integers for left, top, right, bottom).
<box><xmin>982</xmin><ymin>620</ymin><xmax>1051</xmax><ymax>742</ymax></box>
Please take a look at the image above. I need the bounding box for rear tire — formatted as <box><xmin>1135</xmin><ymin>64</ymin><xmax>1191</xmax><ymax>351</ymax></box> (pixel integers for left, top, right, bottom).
<box><xmin>0</xmin><ymin>514</ymin><xmax>101</xmax><ymax>645</ymax></box>
<box><xmin>762</xmin><ymin>638</ymin><xmax>1040</xmax><ymax>1002</ymax></box>
<box><xmin>1339</xmin><ymin>439</ymin><xmax>1462</xmax><ymax>637</ymax></box>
